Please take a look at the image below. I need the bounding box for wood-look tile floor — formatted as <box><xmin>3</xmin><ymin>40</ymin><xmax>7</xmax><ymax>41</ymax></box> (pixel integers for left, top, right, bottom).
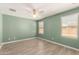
<box><xmin>0</xmin><ymin>39</ymin><xmax>79</xmax><ymax>55</ymax></box>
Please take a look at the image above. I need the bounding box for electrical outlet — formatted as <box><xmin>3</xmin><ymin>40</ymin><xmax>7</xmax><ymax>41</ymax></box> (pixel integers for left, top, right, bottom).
<box><xmin>52</xmin><ymin>37</ymin><xmax>54</xmax><ymax>40</ymax></box>
<box><xmin>8</xmin><ymin>37</ymin><xmax>10</xmax><ymax>40</ymax></box>
<box><xmin>14</xmin><ymin>36</ymin><xmax>16</xmax><ymax>40</ymax></box>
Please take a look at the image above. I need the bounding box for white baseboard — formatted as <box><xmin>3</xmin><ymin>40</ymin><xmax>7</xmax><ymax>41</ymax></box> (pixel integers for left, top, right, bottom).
<box><xmin>38</xmin><ymin>37</ymin><xmax>79</xmax><ymax>51</ymax></box>
<box><xmin>1</xmin><ymin>37</ymin><xmax>79</xmax><ymax>51</ymax></box>
<box><xmin>1</xmin><ymin>37</ymin><xmax>37</xmax><ymax>46</ymax></box>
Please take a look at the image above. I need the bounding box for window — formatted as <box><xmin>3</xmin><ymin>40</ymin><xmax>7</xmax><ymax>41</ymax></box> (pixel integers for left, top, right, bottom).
<box><xmin>38</xmin><ymin>21</ymin><xmax>44</xmax><ymax>34</ymax></box>
<box><xmin>61</xmin><ymin>14</ymin><xmax>78</xmax><ymax>38</ymax></box>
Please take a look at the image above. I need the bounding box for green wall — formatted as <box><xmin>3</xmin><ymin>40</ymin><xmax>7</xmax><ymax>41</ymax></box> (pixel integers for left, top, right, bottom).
<box><xmin>0</xmin><ymin>14</ymin><xmax>2</xmax><ymax>43</ymax></box>
<box><xmin>2</xmin><ymin>14</ymin><xmax>36</xmax><ymax>42</ymax></box>
<box><xmin>1</xmin><ymin>7</ymin><xmax>79</xmax><ymax>49</ymax></box>
<box><xmin>37</xmin><ymin>7</ymin><xmax>79</xmax><ymax>49</ymax></box>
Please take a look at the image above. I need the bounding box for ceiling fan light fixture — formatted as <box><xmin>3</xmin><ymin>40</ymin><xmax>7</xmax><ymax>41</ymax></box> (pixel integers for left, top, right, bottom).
<box><xmin>32</xmin><ymin>9</ymin><xmax>37</xmax><ymax>18</ymax></box>
<box><xmin>33</xmin><ymin>14</ymin><xmax>37</xmax><ymax>18</ymax></box>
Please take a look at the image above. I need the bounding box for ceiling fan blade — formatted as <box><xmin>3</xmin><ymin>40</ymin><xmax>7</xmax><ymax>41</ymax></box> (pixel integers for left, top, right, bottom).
<box><xmin>39</xmin><ymin>10</ymin><xmax>44</xmax><ymax>13</ymax></box>
<box><xmin>38</xmin><ymin>9</ymin><xmax>44</xmax><ymax>14</ymax></box>
<box><xmin>25</xmin><ymin>9</ymin><xmax>30</xmax><ymax>12</ymax></box>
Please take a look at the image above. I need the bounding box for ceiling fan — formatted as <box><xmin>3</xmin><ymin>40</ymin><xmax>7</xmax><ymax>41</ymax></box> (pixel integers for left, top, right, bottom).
<box><xmin>25</xmin><ymin>8</ymin><xmax>44</xmax><ymax>18</ymax></box>
<box><xmin>32</xmin><ymin>9</ymin><xmax>37</xmax><ymax>18</ymax></box>
<box><xmin>24</xmin><ymin>4</ymin><xmax>44</xmax><ymax>18</ymax></box>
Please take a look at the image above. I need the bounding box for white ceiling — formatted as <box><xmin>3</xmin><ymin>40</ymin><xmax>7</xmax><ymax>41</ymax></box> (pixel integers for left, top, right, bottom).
<box><xmin>0</xmin><ymin>3</ymin><xmax>79</xmax><ymax>20</ymax></box>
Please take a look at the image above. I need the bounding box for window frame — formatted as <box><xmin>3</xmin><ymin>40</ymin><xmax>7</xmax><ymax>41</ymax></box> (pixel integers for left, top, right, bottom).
<box><xmin>61</xmin><ymin>14</ymin><xmax>78</xmax><ymax>39</ymax></box>
<box><xmin>38</xmin><ymin>21</ymin><xmax>44</xmax><ymax>34</ymax></box>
